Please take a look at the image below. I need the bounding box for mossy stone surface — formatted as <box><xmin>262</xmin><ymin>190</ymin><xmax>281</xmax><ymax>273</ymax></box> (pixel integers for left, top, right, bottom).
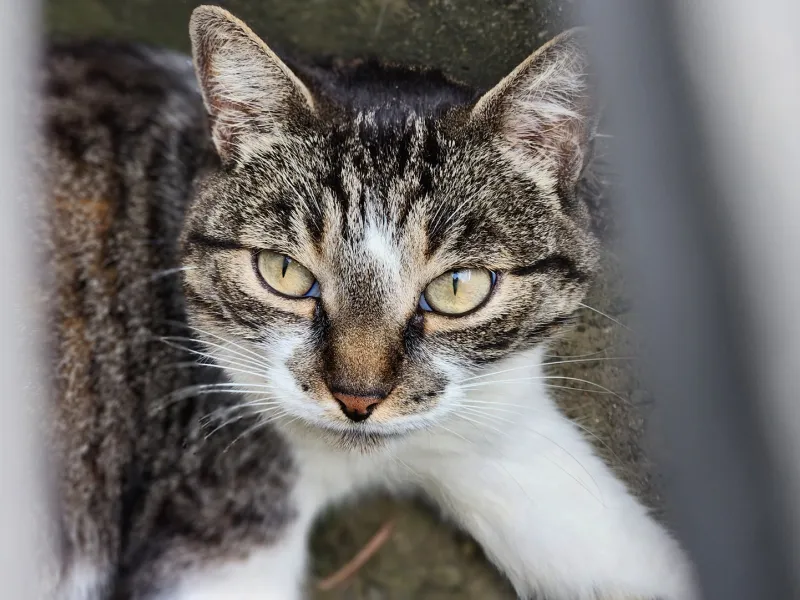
<box><xmin>45</xmin><ymin>0</ymin><xmax>576</xmax><ymax>88</ymax></box>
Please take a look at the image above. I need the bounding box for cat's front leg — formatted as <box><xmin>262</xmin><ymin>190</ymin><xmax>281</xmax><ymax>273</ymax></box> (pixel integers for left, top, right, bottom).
<box><xmin>150</xmin><ymin>513</ymin><xmax>311</xmax><ymax>600</ymax></box>
<box><xmin>408</xmin><ymin>406</ymin><xmax>699</xmax><ymax>600</ymax></box>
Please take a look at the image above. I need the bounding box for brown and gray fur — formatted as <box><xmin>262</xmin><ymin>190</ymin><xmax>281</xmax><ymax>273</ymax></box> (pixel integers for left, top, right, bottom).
<box><xmin>42</xmin><ymin>5</ymin><xmax>624</xmax><ymax>600</ymax></box>
<box><xmin>43</xmin><ymin>41</ymin><xmax>295</xmax><ymax>598</ymax></box>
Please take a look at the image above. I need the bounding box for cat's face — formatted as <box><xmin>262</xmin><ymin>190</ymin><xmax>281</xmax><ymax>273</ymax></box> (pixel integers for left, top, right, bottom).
<box><xmin>181</xmin><ymin>6</ymin><xmax>598</xmax><ymax>448</ymax></box>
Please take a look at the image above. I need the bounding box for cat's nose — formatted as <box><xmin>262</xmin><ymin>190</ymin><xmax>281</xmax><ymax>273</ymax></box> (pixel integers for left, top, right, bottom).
<box><xmin>331</xmin><ymin>389</ymin><xmax>387</xmax><ymax>422</ymax></box>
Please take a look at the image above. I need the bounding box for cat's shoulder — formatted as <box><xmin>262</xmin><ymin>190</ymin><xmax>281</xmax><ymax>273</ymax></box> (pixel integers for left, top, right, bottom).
<box><xmin>43</xmin><ymin>39</ymin><xmax>204</xmax><ymax>150</ymax></box>
<box><xmin>44</xmin><ymin>39</ymin><xmax>198</xmax><ymax>100</ymax></box>
<box><xmin>40</xmin><ymin>39</ymin><xmax>210</xmax><ymax>182</ymax></box>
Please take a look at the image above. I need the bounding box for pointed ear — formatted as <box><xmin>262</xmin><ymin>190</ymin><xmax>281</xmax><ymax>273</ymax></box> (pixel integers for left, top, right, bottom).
<box><xmin>471</xmin><ymin>28</ymin><xmax>595</xmax><ymax>188</ymax></box>
<box><xmin>189</xmin><ymin>6</ymin><xmax>316</xmax><ymax>164</ymax></box>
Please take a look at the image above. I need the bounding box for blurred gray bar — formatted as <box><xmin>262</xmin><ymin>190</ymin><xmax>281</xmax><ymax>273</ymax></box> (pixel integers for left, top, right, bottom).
<box><xmin>675</xmin><ymin>3</ymin><xmax>800</xmax><ymax>593</ymax></box>
<box><xmin>582</xmin><ymin>1</ymin><xmax>799</xmax><ymax>599</ymax></box>
<box><xmin>0</xmin><ymin>0</ymin><xmax>58</xmax><ymax>598</ymax></box>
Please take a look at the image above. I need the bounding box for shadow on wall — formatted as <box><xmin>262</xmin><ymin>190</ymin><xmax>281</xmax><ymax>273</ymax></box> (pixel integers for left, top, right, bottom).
<box><xmin>45</xmin><ymin>0</ymin><xmax>572</xmax><ymax>88</ymax></box>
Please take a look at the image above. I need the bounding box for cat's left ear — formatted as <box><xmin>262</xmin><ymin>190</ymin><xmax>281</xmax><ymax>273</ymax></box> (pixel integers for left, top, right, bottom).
<box><xmin>189</xmin><ymin>6</ymin><xmax>316</xmax><ymax>165</ymax></box>
<box><xmin>471</xmin><ymin>28</ymin><xmax>596</xmax><ymax>188</ymax></box>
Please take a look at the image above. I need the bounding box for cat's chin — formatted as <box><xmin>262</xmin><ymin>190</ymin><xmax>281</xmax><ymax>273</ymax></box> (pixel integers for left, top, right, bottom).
<box><xmin>280</xmin><ymin>417</ymin><xmax>409</xmax><ymax>453</ymax></box>
<box><xmin>329</xmin><ymin>427</ymin><xmax>401</xmax><ymax>453</ymax></box>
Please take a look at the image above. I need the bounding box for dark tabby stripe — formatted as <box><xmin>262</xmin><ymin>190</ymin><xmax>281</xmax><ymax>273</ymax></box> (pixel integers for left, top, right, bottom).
<box><xmin>511</xmin><ymin>255</ymin><xmax>589</xmax><ymax>282</ymax></box>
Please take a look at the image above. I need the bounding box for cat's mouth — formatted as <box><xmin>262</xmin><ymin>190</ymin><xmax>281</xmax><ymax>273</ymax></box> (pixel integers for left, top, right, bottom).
<box><xmin>283</xmin><ymin>416</ymin><xmax>407</xmax><ymax>451</ymax></box>
<box><xmin>278</xmin><ymin>401</ymin><xmax>435</xmax><ymax>450</ymax></box>
<box><xmin>319</xmin><ymin>415</ymin><xmax>420</xmax><ymax>440</ymax></box>
<box><xmin>246</xmin><ymin>364</ymin><xmax>445</xmax><ymax>446</ymax></box>
<box><xmin>331</xmin><ymin>426</ymin><xmax>403</xmax><ymax>451</ymax></box>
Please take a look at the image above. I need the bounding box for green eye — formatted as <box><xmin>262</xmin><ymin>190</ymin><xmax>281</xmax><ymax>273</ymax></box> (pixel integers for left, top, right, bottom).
<box><xmin>420</xmin><ymin>268</ymin><xmax>495</xmax><ymax>315</ymax></box>
<box><xmin>254</xmin><ymin>250</ymin><xmax>319</xmax><ymax>298</ymax></box>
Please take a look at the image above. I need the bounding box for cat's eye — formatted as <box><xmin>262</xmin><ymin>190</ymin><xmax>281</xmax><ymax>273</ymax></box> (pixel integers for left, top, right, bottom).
<box><xmin>254</xmin><ymin>250</ymin><xmax>319</xmax><ymax>298</ymax></box>
<box><xmin>420</xmin><ymin>268</ymin><xmax>495</xmax><ymax>316</ymax></box>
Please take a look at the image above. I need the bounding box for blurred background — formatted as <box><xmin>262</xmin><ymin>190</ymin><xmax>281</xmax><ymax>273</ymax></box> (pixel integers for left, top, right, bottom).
<box><xmin>3</xmin><ymin>1</ymin><xmax>796</xmax><ymax>599</ymax></box>
<box><xmin>45</xmin><ymin>0</ymin><xmax>571</xmax><ymax>89</ymax></box>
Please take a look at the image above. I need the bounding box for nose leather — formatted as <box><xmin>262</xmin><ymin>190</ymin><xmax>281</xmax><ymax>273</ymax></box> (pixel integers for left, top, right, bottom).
<box><xmin>332</xmin><ymin>391</ymin><xmax>385</xmax><ymax>422</ymax></box>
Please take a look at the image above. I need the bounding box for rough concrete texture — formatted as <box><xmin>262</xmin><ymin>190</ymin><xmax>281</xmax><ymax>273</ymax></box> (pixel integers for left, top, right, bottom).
<box><xmin>45</xmin><ymin>1</ymin><xmax>662</xmax><ymax>597</ymax></box>
<box><xmin>45</xmin><ymin>0</ymin><xmax>577</xmax><ymax>89</ymax></box>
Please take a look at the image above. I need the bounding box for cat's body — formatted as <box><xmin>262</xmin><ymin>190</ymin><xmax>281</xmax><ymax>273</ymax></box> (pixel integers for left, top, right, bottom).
<box><xmin>44</xmin><ymin>40</ymin><xmax>297</xmax><ymax>599</ymax></box>
<box><xmin>45</xmin><ymin>6</ymin><xmax>697</xmax><ymax>600</ymax></box>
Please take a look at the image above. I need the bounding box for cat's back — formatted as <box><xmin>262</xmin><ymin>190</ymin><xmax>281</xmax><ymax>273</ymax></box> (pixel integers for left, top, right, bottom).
<box><xmin>43</xmin><ymin>40</ymin><xmax>205</xmax><ymax>170</ymax></box>
<box><xmin>41</xmin><ymin>40</ymin><xmax>213</xmax><ymax>583</ymax></box>
<box><xmin>42</xmin><ymin>40</ymin><xmax>209</xmax><ymax>283</ymax></box>
<box><xmin>42</xmin><ymin>39</ymin><xmax>210</xmax><ymax>427</ymax></box>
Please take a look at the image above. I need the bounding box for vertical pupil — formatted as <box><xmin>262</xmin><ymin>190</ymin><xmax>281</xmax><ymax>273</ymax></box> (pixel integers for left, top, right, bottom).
<box><xmin>452</xmin><ymin>271</ymin><xmax>459</xmax><ymax>296</ymax></box>
<box><xmin>281</xmin><ymin>255</ymin><xmax>291</xmax><ymax>278</ymax></box>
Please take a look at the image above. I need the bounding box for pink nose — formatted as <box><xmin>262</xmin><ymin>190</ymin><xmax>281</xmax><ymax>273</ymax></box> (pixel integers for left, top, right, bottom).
<box><xmin>332</xmin><ymin>391</ymin><xmax>385</xmax><ymax>422</ymax></box>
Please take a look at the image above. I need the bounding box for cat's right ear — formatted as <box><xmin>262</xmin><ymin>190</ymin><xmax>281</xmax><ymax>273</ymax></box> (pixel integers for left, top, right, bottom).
<box><xmin>469</xmin><ymin>29</ymin><xmax>595</xmax><ymax>191</ymax></box>
<box><xmin>189</xmin><ymin>6</ymin><xmax>316</xmax><ymax>165</ymax></box>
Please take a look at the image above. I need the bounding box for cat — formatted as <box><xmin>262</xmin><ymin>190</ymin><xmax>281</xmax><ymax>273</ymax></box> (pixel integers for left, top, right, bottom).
<box><xmin>43</xmin><ymin>4</ymin><xmax>699</xmax><ymax>599</ymax></box>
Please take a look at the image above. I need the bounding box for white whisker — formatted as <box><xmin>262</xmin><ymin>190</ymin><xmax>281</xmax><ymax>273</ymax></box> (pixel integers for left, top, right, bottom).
<box><xmin>432</xmin><ymin>422</ymin><xmax>472</xmax><ymax>444</ymax></box>
<box><xmin>168</xmin><ymin>361</ymin><xmax>269</xmax><ymax>381</ymax></box>
<box><xmin>232</xmin><ymin>397</ymin><xmax>283</xmax><ymax>411</ymax></box>
<box><xmin>577</xmin><ymin>302</ymin><xmax>632</xmax><ymax>332</ymax></box>
<box><xmin>219</xmin><ymin>408</ymin><xmax>290</xmax><ymax>451</ymax></box>
<box><xmin>166</xmin><ymin>321</ymin><xmax>268</xmax><ymax>363</ymax></box>
<box><xmin>542</xmin><ymin>383</ymin><xmax>614</xmax><ymax>394</ymax></box>
<box><xmin>221</xmin><ymin>420</ymin><xmax>265</xmax><ymax>451</ymax></box>
<box><xmin>160</xmin><ymin>335</ymin><xmax>271</xmax><ymax>370</ymax></box>
<box><xmin>388</xmin><ymin>452</ymin><xmax>424</xmax><ymax>483</ymax></box>
<box><xmin>160</xmin><ymin>340</ymin><xmax>270</xmax><ymax>375</ymax></box>
<box><xmin>204</xmin><ymin>411</ymin><xmax>253</xmax><ymax>440</ymax></box>
<box><xmin>148</xmin><ymin>382</ymin><xmax>284</xmax><ymax>415</ymax></box>
<box><xmin>150</xmin><ymin>265</ymin><xmax>196</xmax><ymax>280</ymax></box>
<box><xmin>172</xmin><ymin>381</ymin><xmax>282</xmax><ymax>395</ymax></box>
<box><xmin>453</xmin><ymin>409</ymin><xmax>603</xmax><ymax>504</ymax></box>
<box><xmin>460</xmin><ymin>356</ymin><xmax>631</xmax><ymax>387</ymax></box>
<box><xmin>459</xmin><ymin>375</ymin><xmax>626</xmax><ymax>402</ymax></box>
<box><xmin>439</xmin><ymin>417</ymin><xmax>538</xmax><ymax>507</ymax></box>
<box><xmin>543</xmin><ymin>356</ymin><xmax>635</xmax><ymax>367</ymax></box>
<box><xmin>451</xmin><ymin>409</ymin><xmax>503</xmax><ymax>436</ymax></box>
<box><xmin>457</xmin><ymin>399</ymin><xmax>622</xmax><ymax>463</ymax></box>
<box><xmin>120</xmin><ymin>266</ymin><xmax>197</xmax><ymax>293</ymax></box>
<box><xmin>460</xmin><ymin>364</ymin><xmax>539</xmax><ymax>384</ymax></box>
<box><xmin>542</xmin><ymin>343</ymin><xmax>624</xmax><ymax>359</ymax></box>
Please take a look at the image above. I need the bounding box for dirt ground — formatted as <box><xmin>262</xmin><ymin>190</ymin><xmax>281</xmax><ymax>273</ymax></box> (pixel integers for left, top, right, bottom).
<box><xmin>45</xmin><ymin>1</ymin><xmax>664</xmax><ymax>597</ymax></box>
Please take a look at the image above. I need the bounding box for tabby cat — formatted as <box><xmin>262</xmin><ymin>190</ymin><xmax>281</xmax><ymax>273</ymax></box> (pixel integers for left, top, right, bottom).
<box><xmin>45</xmin><ymin>5</ymin><xmax>698</xmax><ymax>599</ymax></box>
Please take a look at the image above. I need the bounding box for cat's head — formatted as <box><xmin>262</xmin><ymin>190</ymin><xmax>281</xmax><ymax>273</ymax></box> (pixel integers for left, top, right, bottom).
<box><xmin>181</xmin><ymin>6</ymin><xmax>598</xmax><ymax>448</ymax></box>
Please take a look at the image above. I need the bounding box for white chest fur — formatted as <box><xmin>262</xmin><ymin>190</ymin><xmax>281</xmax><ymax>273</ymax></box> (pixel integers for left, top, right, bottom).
<box><xmin>276</xmin><ymin>351</ymin><xmax>700</xmax><ymax>600</ymax></box>
<box><xmin>124</xmin><ymin>351</ymin><xmax>699</xmax><ymax>600</ymax></box>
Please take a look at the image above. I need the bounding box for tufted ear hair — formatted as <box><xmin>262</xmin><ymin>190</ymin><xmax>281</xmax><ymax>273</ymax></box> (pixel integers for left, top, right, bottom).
<box><xmin>189</xmin><ymin>5</ymin><xmax>316</xmax><ymax>165</ymax></box>
<box><xmin>471</xmin><ymin>28</ymin><xmax>596</xmax><ymax>189</ymax></box>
